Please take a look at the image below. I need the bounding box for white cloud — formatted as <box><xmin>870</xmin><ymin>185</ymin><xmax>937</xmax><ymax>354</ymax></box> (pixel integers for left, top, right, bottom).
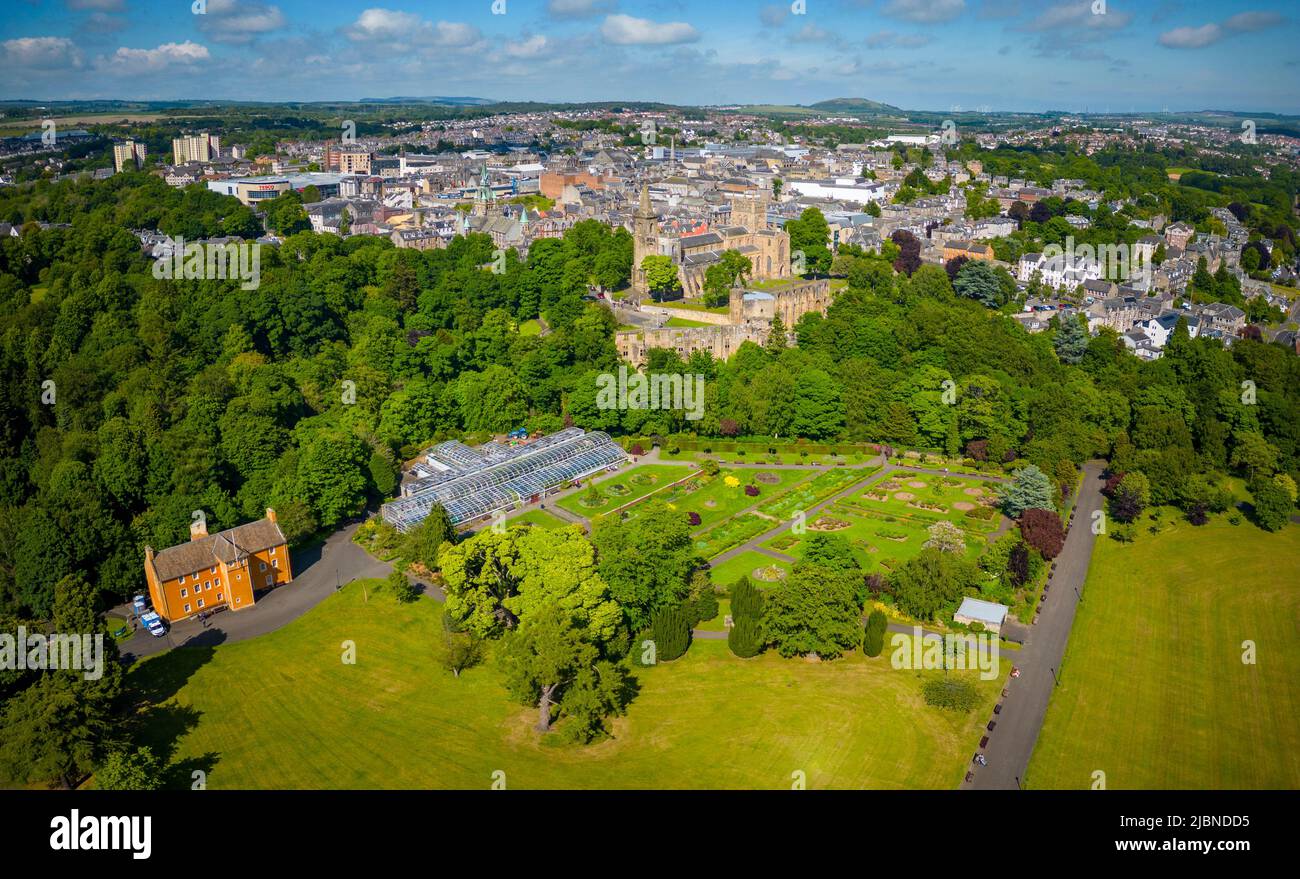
<box><xmin>1158</xmin><ymin>9</ymin><xmax>1285</xmax><ymax>49</ymax></box>
<box><xmin>600</xmin><ymin>14</ymin><xmax>699</xmax><ymax>45</ymax></box>
<box><xmin>1022</xmin><ymin>2</ymin><xmax>1131</xmax><ymax>33</ymax></box>
<box><xmin>760</xmin><ymin>4</ymin><xmax>788</xmax><ymax>28</ymax></box>
<box><xmin>1158</xmin><ymin>24</ymin><xmax>1221</xmax><ymax>48</ymax></box>
<box><xmin>882</xmin><ymin>0</ymin><xmax>966</xmax><ymax>24</ymax></box>
<box><xmin>79</xmin><ymin>12</ymin><xmax>127</xmax><ymax>34</ymax></box>
<box><xmin>867</xmin><ymin>30</ymin><xmax>933</xmax><ymax>48</ymax></box>
<box><xmin>102</xmin><ymin>41</ymin><xmax>210</xmax><ymax>72</ymax></box>
<box><xmin>503</xmin><ymin>35</ymin><xmax>551</xmax><ymax>58</ymax></box>
<box><xmin>791</xmin><ymin>23</ymin><xmax>834</xmax><ymax>43</ymax></box>
<box><xmin>197</xmin><ymin>0</ymin><xmax>288</xmax><ymax>44</ymax></box>
<box><xmin>344</xmin><ymin>9</ymin><xmax>482</xmax><ymax>49</ymax></box>
<box><xmin>548</xmin><ymin>0</ymin><xmax>616</xmax><ymax>18</ymax></box>
<box><xmin>2</xmin><ymin>36</ymin><xmax>84</xmax><ymax>69</ymax></box>
<box><xmin>67</xmin><ymin>0</ymin><xmax>124</xmax><ymax>10</ymax></box>
<box><xmin>1224</xmin><ymin>11</ymin><xmax>1284</xmax><ymax>32</ymax></box>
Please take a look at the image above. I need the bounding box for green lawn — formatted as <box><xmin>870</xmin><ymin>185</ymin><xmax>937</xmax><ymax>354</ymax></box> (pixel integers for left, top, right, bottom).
<box><xmin>696</xmin><ymin>598</ymin><xmax>731</xmax><ymax>631</ymax></box>
<box><xmin>756</xmin><ymin>466</ymin><xmax>877</xmax><ymax>521</ymax></box>
<box><xmin>853</xmin><ymin>471</ymin><xmax>1003</xmax><ymax>534</ymax></box>
<box><xmin>554</xmin><ymin>464</ymin><xmax>696</xmax><ymax>519</ymax></box>
<box><xmin>765</xmin><ymin>502</ymin><xmax>986</xmax><ymax>576</ymax></box>
<box><xmin>664</xmin><ymin>317</ymin><xmax>712</xmax><ymax>328</ymax></box>
<box><xmin>707</xmin><ymin>551</ymin><xmax>792</xmax><ymax>588</ymax></box>
<box><xmin>654</xmin><ymin>468</ymin><xmax>812</xmax><ymax>530</ymax></box>
<box><xmin>127</xmin><ymin>584</ymin><xmax>1002</xmax><ymax>789</ymax></box>
<box><xmin>518</xmin><ymin>319</ymin><xmax>543</xmax><ymax>336</ymax></box>
<box><xmin>655</xmin><ymin>299</ymin><xmax>728</xmax><ymax>314</ymax></box>
<box><xmin>1028</xmin><ymin>515</ymin><xmax>1300</xmax><ymax>789</ymax></box>
<box><xmin>510</xmin><ymin>509</ymin><xmax>572</xmax><ymax>529</ymax></box>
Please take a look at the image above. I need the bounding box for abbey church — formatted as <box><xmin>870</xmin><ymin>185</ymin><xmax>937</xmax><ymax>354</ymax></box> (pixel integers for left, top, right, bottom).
<box><xmin>631</xmin><ymin>186</ymin><xmax>791</xmax><ymax>299</ymax></box>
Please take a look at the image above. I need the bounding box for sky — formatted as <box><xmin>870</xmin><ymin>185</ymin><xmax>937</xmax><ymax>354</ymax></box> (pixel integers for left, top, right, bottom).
<box><xmin>2</xmin><ymin>0</ymin><xmax>1298</xmax><ymax>113</ymax></box>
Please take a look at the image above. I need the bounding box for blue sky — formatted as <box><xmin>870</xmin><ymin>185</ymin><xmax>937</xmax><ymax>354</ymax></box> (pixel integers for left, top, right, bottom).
<box><xmin>2</xmin><ymin>0</ymin><xmax>1298</xmax><ymax>112</ymax></box>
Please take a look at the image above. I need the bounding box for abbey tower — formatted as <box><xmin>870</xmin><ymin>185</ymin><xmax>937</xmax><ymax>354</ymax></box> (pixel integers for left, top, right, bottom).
<box><xmin>631</xmin><ymin>184</ymin><xmax>659</xmax><ymax>298</ymax></box>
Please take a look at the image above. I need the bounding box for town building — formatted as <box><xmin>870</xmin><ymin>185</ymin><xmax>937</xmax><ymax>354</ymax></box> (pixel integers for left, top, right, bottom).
<box><xmin>113</xmin><ymin>140</ymin><xmax>147</xmax><ymax>173</ymax></box>
<box><xmin>143</xmin><ymin>509</ymin><xmax>292</xmax><ymax>623</ymax></box>
<box><xmin>172</xmin><ymin>133</ymin><xmax>221</xmax><ymax>164</ymax></box>
<box><xmin>631</xmin><ymin>185</ymin><xmax>791</xmax><ymax>298</ymax></box>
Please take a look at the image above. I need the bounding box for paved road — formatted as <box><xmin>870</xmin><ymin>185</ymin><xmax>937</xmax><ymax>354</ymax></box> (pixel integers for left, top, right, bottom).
<box><xmin>966</xmin><ymin>460</ymin><xmax>1108</xmax><ymax>790</ymax></box>
<box><xmin>118</xmin><ymin>521</ymin><xmax>394</xmax><ymax>662</ymax></box>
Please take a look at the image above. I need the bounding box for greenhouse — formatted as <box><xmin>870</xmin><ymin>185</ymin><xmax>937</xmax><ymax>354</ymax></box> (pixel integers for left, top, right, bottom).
<box><xmin>381</xmin><ymin>428</ymin><xmax>626</xmax><ymax>530</ymax></box>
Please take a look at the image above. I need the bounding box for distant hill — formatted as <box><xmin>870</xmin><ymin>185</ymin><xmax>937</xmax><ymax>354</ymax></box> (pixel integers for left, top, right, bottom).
<box><xmin>358</xmin><ymin>96</ymin><xmax>495</xmax><ymax>106</ymax></box>
<box><xmin>809</xmin><ymin>97</ymin><xmax>903</xmax><ymax>114</ymax></box>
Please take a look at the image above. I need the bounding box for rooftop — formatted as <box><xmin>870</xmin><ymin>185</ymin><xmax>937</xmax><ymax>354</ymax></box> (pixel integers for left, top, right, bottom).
<box><xmin>955</xmin><ymin>597</ymin><xmax>1009</xmax><ymax>626</ymax></box>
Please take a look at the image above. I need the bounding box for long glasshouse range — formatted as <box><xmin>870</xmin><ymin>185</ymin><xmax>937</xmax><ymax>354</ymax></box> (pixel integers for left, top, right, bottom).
<box><xmin>381</xmin><ymin>428</ymin><xmax>627</xmax><ymax>530</ymax></box>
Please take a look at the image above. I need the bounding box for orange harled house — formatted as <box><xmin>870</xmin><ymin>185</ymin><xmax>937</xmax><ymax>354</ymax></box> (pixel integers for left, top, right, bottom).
<box><xmin>143</xmin><ymin>508</ymin><xmax>293</xmax><ymax>622</ymax></box>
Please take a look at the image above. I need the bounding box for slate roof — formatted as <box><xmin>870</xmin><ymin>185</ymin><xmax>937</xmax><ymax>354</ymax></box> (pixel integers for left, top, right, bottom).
<box><xmin>151</xmin><ymin>517</ymin><xmax>287</xmax><ymax>582</ymax></box>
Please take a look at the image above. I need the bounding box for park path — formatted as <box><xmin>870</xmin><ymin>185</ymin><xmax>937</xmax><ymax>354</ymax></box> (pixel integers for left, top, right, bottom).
<box><xmin>965</xmin><ymin>460</ymin><xmax>1108</xmax><ymax>790</ymax></box>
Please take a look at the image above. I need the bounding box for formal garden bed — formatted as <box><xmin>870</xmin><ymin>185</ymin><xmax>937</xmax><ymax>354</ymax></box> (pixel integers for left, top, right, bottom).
<box><xmin>554</xmin><ymin>464</ymin><xmax>696</xmax><ymax>518</ymax></box>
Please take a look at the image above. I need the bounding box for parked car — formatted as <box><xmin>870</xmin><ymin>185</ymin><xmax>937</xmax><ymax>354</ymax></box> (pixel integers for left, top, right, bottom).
<box><xmin>140</xmin><ymin>611</ymin><xmax>167</xmax><ymax>637</ymax></box>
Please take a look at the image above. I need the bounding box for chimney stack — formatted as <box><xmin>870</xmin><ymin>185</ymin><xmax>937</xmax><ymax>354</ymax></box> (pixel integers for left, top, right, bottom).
<box><xmin>266</xmin><ymin>507</ymin><xmax>277</xmax><ymax>524</ymax></box>
<box><xmin>190</xmin><ymin>519</ymin><xmax>208</xmax><ymax>541</ymax></box>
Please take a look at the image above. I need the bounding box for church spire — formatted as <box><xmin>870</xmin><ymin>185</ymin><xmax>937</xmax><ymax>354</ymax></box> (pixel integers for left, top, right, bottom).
<box><xmin>473</xmin><ymin>165</ymin><xmax>496</xmax><ymax>216</ymax></box>
<box><xmin>638</xmin><ymin>183</ymin><xmax>651</xmax><ymax>215</ymax></box>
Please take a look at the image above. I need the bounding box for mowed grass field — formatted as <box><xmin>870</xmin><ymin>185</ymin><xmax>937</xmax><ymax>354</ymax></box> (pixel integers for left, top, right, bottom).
<box><xmin>128</xmin><ymin>582</ymin><xmax>1002</xmax><ymax>789</ymax></box>
<box><xmin>1028</xmin><ymin>516</ymin><xmax>1300</xmax><ymax>789</ymax></box>
<box><xmin>707</xmin><ymin>550</ymin><xmax>793</xmax><ymax>587</ymax></box>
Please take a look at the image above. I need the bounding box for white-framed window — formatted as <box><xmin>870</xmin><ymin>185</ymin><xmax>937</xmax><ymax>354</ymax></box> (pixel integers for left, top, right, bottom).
<box><xmin>260</xmin><ymin>562</ymin><xmax>267</xmax><ymax>571</ymax></box>
<box><xmin>210</xmin><ymin>566</ymin><xmax>217</xmax><ymax>574</ymax></box>
<box><xmin>270</xmin><ymin>546</ymin><xmax>277</xmax><ymax>555</ymax></box>
<box><xmin>179</xmin><ymin>574</ymin><xmax>186</xmax><ymax>584</ymax></box>
<box><xmin>235</xmin><ymin>597</ymin><xmax>242</xmax><ymax>605</ymax></box>
<box><xmin>236</xmin><ymin>573</ymin><xmax>242</xmax><ymax>581</ymax></box>
<box><xmin>217</xmin><ymin>592</ymin><xmax>223</xmax><ymax>602</ymax></box>
<box><xmin>214</xmin><ymin>579</ymin><xmax>221</xmax><ymax>588</ymax></box>
<box><xmin>205</xmin><ymin>582</ymin><xmax>212</xmax><ymax>591</ymax></box>
<box><xmin>266</xmin><ymin>574</ymin><xmax>273</xmax><ymax>586</ymax></box>
<box><xmin>180</xmin><ymin>588</ymin><xmax>187</xmax><ymax>598</ymax></box>
<box><xmin>197</xmin><ymin>599</ymin><xmax>205</xmax><ymax>608</ymax></box>
<box><xmin>272</xmin><ymin>559</ymin><xmax>279</xmax><ymax>569</ymax></box>
<box><xmin>184</xmin><ymin>604</ymin><xmax>191</xmax><ymax>614</ymax></box>
<box><xmin>204</xmin><ymin>581</ymin><xmax>211</xmax><ymax>589</ymax></box>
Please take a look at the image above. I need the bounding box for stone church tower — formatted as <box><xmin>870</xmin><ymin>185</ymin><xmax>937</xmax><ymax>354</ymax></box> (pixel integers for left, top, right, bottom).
<box><xmin>631</xmin><ymin>184</ymin><xmax>658</xmax><ymax>297</ymax></box>
<box><xmin>729</xmin><ymin>193</ymin><xmax>769</xmax><ymax>231</ymax></box>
